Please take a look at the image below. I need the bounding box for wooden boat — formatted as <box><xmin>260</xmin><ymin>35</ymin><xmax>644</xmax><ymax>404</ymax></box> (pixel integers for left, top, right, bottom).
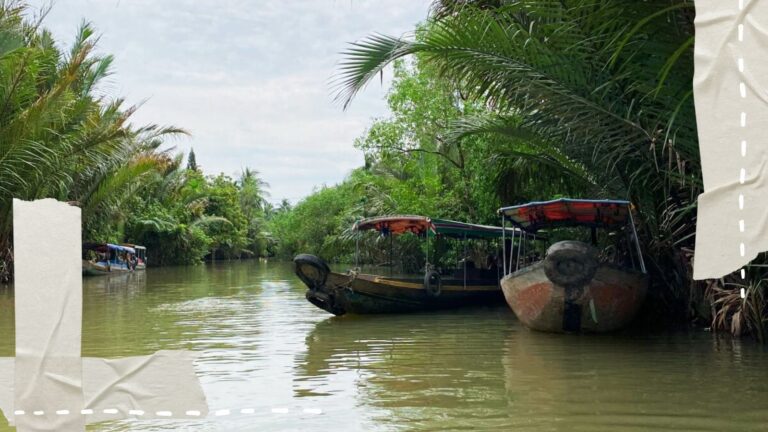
<box><xmin>294</xmin><ymin>216</ymin><xmax>513</xmax><ymax>315</ymax></box>
<box><xmin>122</xmin><ymin>244</ymin><xmax>147</xmax><ymax>271</ymax></box>
<box><xmin>499</xmin><ymin>199</ymin><xmax>648</xmax><ymax>333</ymax></box>
<box><xmin>82</xmin><ymin>243</ymin><xmax>147</xmax><ymax>276</ymax></box>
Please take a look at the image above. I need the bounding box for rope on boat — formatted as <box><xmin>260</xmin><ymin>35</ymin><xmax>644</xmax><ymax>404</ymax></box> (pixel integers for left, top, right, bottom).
<box><xmin>343</xmin><ymin>269</ymin><xmax>359</xmax><ymax>292</ymax></box>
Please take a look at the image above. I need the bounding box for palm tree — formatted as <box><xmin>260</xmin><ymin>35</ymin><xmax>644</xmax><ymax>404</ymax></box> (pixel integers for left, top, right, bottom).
<box><xmin>335</xmin><ymin>0</ymin><xmax>697</xmax><ymax>310</ymax></box>
<box><xmin>235</xmin><ymin>168</ymin><xmax>270</xmax><ymax>257</ymax></box>
<box><xmin>237</xmin><ymin>168</ymin><xmax>270</xmax><ymax>218</ymax></box>
<box><xmin>0</xmin><ymin>3</ymin><xmax>183</xmax><ymax>281</ymax></box>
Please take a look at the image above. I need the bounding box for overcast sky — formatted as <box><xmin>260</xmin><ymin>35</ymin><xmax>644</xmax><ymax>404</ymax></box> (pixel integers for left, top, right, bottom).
<box><xmin>28</xmin><ymin>0</ymin><xmax>431</xmax><ymax>203</ymax></box>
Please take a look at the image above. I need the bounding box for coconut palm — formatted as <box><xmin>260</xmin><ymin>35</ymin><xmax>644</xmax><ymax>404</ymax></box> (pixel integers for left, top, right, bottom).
<box><xmin>238</xmin><ymin>167</ymin><xmax>270</xmax><ymax>218</ymax></box>
<box><xmin>335</xmin><ymin>0</ymin><xmax>698</xmax><ymax>310</ymax></box>
<box><xmin>0</xmin><ymin>3</ymin><xmax>182</xmax><ymax>281</ymax></box>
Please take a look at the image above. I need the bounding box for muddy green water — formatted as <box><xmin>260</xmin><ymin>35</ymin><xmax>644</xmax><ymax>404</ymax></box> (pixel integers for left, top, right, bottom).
<box><xmin>1</xmin><ymin>261</ymin><xmax>767</xmax><ymax>431</ymax></box>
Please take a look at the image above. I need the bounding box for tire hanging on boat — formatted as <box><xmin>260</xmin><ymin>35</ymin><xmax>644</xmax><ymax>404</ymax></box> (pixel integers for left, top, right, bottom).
<box><xmin>293</xmin><ymin>254</ymin><xmax>330</xmax><ymax>290</ymax></box>
<box><xmin>424</xmin><ymin>270</ymin><xmax>442</xmax><ymax>297</ymax></box>
<box><xmin>543</xmin><ymin>241</ymin><xmax>599</xmax><ymax>287</ymax></box>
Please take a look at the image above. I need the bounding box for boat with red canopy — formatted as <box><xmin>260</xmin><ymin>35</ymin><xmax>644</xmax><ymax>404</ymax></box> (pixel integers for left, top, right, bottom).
<box><xmin>499</xmin><ymin>199</ymin><xmax>647</xmax><ymax>333</ymax></box>
<box><xmin>293</xmin><ymin>215</ymin><xmax>515</xmax><ymax>315</ymax></box>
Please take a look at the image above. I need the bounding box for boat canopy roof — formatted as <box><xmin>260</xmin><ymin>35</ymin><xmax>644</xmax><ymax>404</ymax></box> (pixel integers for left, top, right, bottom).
<box><xmin>354</xmin><ymin>215</ymin><xmax>511</xmax><ymax>239</ymax></box>
<box><xmin>121</xmin><ymin>243</ymin><xmax>146</xmax><ymax>250</ymax></box>
<box><xmin>499</xmin><ymin>198</ymin><xmax>633</xmax><ymax>233</ymax></box>
<box><xmin>83</xmin><ymin>243</ymin><xmax>136</xmax><ymax>254</ymax></box>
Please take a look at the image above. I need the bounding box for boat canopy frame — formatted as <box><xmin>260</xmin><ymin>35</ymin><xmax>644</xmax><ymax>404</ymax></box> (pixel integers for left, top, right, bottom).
<box><xmin>83</xmin><ymin>242</ymin><xmax>136</xmax><ymax>254</ymax></box>
<box><xmin>352</xmin><ymin>215</ymin><xmax>519</xmax><ymax>285</ymax></box>
<box><xmin>353</xmin><ymin>215</ymin><xmax>512</xmax><ymax>240</ymax></box>
<box><xmin>498</xmin><ymin>198</ymin><xmax>646</xmax><ymax>274</ymax></box>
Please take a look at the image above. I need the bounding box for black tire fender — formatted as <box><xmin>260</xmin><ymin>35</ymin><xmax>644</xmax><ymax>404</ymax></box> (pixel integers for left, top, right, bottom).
<box><xmin>543</xmin><ymin>241</ymin><xmax>599</xmax><ymax>287</ymax></box>
<box><xmin>424</xmin><ymin>270</ymin><xmax>442</xmax><ymax>297</ymax></box>
<box><xmin>293</xmin><ymin>254</ymin><xmax>330</xmax><ymax>290</ymax></box>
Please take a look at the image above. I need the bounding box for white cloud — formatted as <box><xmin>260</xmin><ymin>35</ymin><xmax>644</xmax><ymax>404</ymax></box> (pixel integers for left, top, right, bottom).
<box><xmin>28</xmin><ymin>0</ymin><xmax>431</xmax><ymax>202</ymax></box>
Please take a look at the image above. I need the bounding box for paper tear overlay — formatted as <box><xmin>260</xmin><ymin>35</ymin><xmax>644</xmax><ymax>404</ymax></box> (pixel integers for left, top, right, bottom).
<box><xmin>0</xmin><ymin>199</ymin><xmax>207</xmax><ymax>431</ymax></box>
<box><xmin>693</xmin><ymin>0</ymin><xmax>768</xmax><ymax>280</ymax></box>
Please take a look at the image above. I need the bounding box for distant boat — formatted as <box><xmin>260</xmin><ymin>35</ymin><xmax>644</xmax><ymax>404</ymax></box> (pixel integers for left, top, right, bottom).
<box><xmin>82</xmin><ymin>243</ymin><xmax>147</xmax><ymax>276</ymax></box>
<box><xmin>294</xmin><ymin>216</ymin><xmax>517</xmax><ymax>315</ymax></box>
<box><xmin>498</xmin><ymin>199</ymin><xmax>648</xmax><ymax>333</ymax></box>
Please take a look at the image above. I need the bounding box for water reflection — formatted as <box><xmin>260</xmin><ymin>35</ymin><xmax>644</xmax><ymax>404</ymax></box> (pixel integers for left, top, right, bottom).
<box><xmin>501</xmin><ymin>331</ymin><xmax>768</xmax><ymax>431</ymax></box>
<box><xmin>297</xmin><ymin>309</ymin><xmax>768</xmax><ymax>431</ymax></box>
<box><xmin>0</xmin><ymin>262</ymin><xmax>767</xmax><ymax>431</ymax></box>
<box><xmin>297</xmin><ymin>308</ymin><xmax>515</xmax><ymax>430</ymax></box>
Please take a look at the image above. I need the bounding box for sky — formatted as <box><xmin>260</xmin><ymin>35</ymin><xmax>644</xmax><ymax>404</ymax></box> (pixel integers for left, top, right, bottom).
<box><xmin>27</xmin><ymin>0</ymin><xmax>432</xmax><ymax>203</ymax></box>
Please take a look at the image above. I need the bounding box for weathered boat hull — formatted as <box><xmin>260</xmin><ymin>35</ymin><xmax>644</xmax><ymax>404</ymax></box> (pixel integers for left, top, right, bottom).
<box><xmin>501</xmin><ymin>262</ymin><xmax>647</xmax><ymax>333</ymax></box>
<box><xmin>306</xmin><ymin>272</ymin><xmax>503</xmax><ymax>316</ymax></box>
<box><xmin>82</xmin><ymin>260</ymin><xmax>144</xmax><ymax>276</ymax></box>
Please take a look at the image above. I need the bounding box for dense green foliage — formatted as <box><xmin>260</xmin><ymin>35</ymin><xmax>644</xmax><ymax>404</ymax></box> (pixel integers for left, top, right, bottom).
<box><xmin>123</xmin><ymin>158</ymin><xmax>271</xmax><ymax>266</ymax></box>
<box><xmin>3</xmin><ymin>0</ymin><xmax>767</xmax><ymax>338</ymax></box>
<box><xmin>0</xmin><ymin>2</ymin><xmax>270</xmax><ymax>280</ymax></box>
<box><xmin>271</xmin><ymin>0</ymin><xmax>768</xmax><ymax>338</ymax></box>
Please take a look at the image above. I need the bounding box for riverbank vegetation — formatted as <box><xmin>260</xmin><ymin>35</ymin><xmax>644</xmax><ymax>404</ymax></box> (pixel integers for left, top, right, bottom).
<box><xmin>2</xmin><ymin>1</ymin><xmax>766</xmax><ymax>340</ymax></box>
<box><xmin>0</xmin><ymin>2</ymin><xmax>271</xmax><ymax>281</ymax></box>
<box><xmin>269</xmin><ymin>0</ymin><xmax>768</xmax><ymax>340</ymax></box>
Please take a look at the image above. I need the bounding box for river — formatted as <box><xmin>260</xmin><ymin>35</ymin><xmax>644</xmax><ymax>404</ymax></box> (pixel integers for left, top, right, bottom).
<box><xmin>0</xmin><ymin>261</ymin><xmax>767</xmax><ymax>431</ymax></box>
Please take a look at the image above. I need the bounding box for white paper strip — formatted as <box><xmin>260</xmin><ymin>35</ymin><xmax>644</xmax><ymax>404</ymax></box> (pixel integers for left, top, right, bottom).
<box><xmin>693</xmin><ymin>0</ymin><xmax>768</xmax><ymax>279</ymax></box>
<box><xmin>1</xmin><ymin>199</ymin><xmax>208</xmax><ymax>430</ymax></box>
<box><xmin>13</xmin><ymin>199</ymin><xmax>85</xmax><ymax>431</ymax></box>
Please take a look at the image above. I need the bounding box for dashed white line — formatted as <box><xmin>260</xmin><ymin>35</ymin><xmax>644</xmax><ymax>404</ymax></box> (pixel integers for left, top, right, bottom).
<box><xmin>737</xmin><ymin>1</ymin><xmax>748</xmax><ymax>263</ymax></box>
<box><xmin>12</xmin><ymin>406</ymin><xmax>325</xmax><ymax>418</ymax></box>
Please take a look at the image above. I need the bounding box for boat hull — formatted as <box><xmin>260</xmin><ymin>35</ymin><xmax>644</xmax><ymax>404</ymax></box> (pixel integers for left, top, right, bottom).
<box><xmin>501</xmin><ymin>262</ymin><xmax>647</xmax><ymax>333</ymax></box>
<box><xmin>306</xmin><ymin>272</ymin><xmax>503</xmax><ymax>316</ymax></box>
<box><xmin>82</xmin><ymin>260</ymin><xmax>145</xmax><ymax>276</ymax></box>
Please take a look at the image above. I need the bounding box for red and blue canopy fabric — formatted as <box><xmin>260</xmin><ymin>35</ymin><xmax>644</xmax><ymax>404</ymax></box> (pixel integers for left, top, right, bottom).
<box><xmin>353</xmin><ymin>215</ymin><xmax>509</xmax><ymax>239</ymax></box>
<box><xmin>499</xmin><ymin>198</ymin><xmax>633</xmax><ymax>233</ymax></box>
<box><xmin>83</xmin><ymin>243</ymin><xmax>136</xmax><ymax>254</ymax></box>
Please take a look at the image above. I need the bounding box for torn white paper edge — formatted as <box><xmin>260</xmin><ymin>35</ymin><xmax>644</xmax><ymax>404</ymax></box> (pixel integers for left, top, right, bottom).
<box><xmin>1</xmin><ymin>199</ymin><xmax>207</xmax><ymax>430</ymax></box>
<box><xmin>693</xmin><ymin>0</ymin><xmax>768</xmax><ymax>279</ymax></box>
